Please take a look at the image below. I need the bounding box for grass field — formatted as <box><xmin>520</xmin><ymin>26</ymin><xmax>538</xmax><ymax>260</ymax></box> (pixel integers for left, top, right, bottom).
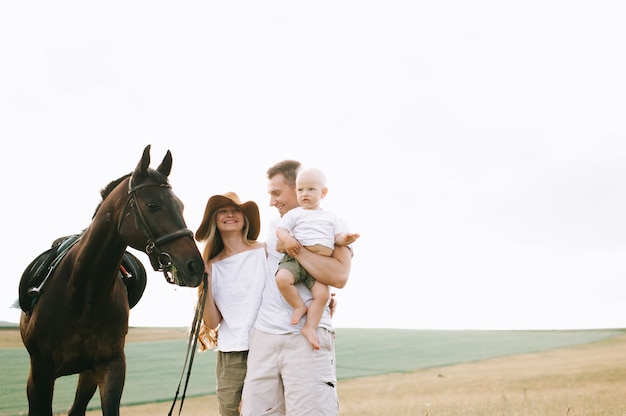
<box><xmin>1</xmin><ymin>326</ymin><xmax>624</xmax><ymax>415</ymax></box>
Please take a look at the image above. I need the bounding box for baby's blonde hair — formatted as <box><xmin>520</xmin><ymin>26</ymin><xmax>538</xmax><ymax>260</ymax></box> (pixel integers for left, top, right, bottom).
<box><xmin>296</xmin><ymin>167</ymin><xmax>327</xmax><ymax>187</ymax></box>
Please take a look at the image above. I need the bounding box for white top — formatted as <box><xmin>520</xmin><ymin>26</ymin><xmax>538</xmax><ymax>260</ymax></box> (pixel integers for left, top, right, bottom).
<box><xmin>211</xmin><ymin>246</ymin><xmax>268</xmax><ymax>351</ymax></box>
<box><xmin>253</xmin><ymin>217</ymin><xmax>334</xmax><ymax>334</ymax></box>
<box><xmin>278</xmin><ymin>207</ymin><xmax>347</xmax><ymax>249</ymax></box>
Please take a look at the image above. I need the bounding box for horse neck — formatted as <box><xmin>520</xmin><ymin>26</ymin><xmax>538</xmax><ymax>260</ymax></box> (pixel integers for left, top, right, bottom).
<box><xmin>78</xmin><ymin>183</ymin><xmax>130</xmax><ymax>274</ymax></box>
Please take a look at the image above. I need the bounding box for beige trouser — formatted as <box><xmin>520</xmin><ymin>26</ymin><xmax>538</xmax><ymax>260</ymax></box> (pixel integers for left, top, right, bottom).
<box><xmin>240</xmin><ymin>328</ymin><xmax>339</xmax><ymax>416</ymax></box>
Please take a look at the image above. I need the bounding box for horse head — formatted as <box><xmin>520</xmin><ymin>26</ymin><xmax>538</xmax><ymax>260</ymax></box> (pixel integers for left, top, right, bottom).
<box><xmin>118</xmin><ymin>145</ymin><xmax>204</xmax><ymax>287</ymax></box>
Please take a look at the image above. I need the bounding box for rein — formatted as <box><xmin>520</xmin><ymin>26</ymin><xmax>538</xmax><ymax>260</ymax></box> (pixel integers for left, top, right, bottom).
<box><xmin>168</xmin><ymin>272</ymin><xmax>208</xmax><ymax>416</ymax></box>
<box><xmin>119</xmin><ymin>180</ymin><xmax>194</xmax><ymax>284</ymax></box>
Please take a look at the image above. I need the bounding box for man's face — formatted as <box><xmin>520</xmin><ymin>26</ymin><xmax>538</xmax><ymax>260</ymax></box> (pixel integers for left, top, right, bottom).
<box><xmin>267</xmin><ymin>173</ymin><xmax>299</xmax><ymax>217</ymax></box>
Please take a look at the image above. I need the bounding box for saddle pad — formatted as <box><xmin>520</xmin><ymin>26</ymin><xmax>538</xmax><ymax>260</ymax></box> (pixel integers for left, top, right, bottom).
<box><xmin>121</xmin><ymin>250</ymin><xmax>147</xmax><ymax>309</ymax></box>
<box><xmin>18</xmin><ymin>235</ymin><xmax>148</xmax><ymax>312</ymax></box>
<box><xmin>18</xmin><ymin>235</ymin><xmax>80</xmax><ymax>312</ymax></box>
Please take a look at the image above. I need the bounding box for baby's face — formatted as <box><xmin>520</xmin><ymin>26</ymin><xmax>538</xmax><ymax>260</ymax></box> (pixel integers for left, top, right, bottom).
<box><xmin>296</xmin><ymin>175</ymin><xmax>326</xmax><ymax>209</ymax></box>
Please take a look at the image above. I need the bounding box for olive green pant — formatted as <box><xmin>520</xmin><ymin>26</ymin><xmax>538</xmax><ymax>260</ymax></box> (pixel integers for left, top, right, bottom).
<box><xmin>216</xmin><ymin>350</ymin><xmax>248</xmax><ymax>416</ymax></box>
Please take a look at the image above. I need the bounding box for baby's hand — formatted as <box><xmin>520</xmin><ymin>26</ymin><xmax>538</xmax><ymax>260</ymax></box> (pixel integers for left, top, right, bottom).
<box><xmin>284</xmin><ymin>237</ymin><xmax>302</xmax><ymax>256</ymax></box>
<box><xmin>339</xmin><ymin>232</ymin><xmax>360</xmax><ymax>246</ymax></box>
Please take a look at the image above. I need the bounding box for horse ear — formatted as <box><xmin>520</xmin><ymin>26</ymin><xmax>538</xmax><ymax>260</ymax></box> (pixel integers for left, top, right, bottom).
<box><xmin>157</xmin><ymin>150</ymin><xmax>172</xmax><ymax>177</ymax></box>
<box><xmin>134</xmin><ymin>145</ymin><xmax>151</xmax><ymax>177</ymax></box>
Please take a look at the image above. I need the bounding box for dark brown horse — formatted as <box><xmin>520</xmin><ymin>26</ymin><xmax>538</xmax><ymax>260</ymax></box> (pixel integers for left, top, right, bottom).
<box><xmin>19</xmin><ymin>145</ymin><xmax>205</xmax><ymax>416</ymax></box>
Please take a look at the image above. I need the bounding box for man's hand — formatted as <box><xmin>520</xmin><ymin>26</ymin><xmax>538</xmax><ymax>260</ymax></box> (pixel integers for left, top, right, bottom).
<box><xmin>329</xmin><ymin>292</ymin><xmax>337</xmax><ymax>318</ymax></box>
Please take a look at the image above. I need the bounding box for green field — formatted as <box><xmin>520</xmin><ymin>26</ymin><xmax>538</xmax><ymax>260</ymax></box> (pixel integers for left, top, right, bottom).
<box><xmin>1</xmin><ymin>328</ymin><xmax>623</xmax><ymax>415</ymax></box>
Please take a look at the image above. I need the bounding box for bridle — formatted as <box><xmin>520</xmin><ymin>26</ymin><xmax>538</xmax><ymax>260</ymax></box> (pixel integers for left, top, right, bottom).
<box><xmin>118</xmin><ymin>179</ymin><xmax>194</xmax><ymax>285</ymax></box>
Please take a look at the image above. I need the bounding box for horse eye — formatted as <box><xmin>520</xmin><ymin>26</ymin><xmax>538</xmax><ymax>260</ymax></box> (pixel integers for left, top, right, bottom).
<box><xmin>146</xmin><ymin>202</ymin><xmax>159</xmax><ymax>212</ymax></box>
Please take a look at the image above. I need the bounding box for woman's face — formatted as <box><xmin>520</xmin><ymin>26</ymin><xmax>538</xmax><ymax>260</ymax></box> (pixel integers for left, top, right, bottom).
<box><xmin>215</xmin><ymin>204</ymin><xmax>245</xmax><ymax>233</ymax></box>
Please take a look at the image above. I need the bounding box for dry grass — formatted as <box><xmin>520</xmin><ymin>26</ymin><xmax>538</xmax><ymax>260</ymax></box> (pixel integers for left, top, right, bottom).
<box><xmin>336</xmin><ymin>334</ymin><xmax>626</xmax><ymax>416</ymax></box>
<box><xmin>5</xmin><ymin>327</ymin><xmax>625</xmax><ymax>415</ymax></box>
<box><xmin>0</xmin><ymin>326</ymin><xmax>190</xmax><ymax>348</ymax></box>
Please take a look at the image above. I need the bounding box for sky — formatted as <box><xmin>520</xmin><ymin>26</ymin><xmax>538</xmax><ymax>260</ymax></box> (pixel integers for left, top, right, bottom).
<box><xmin>1</xmin><ymin>1</ymin><xmax>625</xmax><ymax>330</ymax></box>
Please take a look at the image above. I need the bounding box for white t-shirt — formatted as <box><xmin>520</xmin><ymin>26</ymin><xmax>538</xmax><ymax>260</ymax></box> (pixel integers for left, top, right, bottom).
<box><xmin>278</xmin><ymin>207</ymin><xmax>347</xmax><ymax>250</ymax></box>
<box><xmin>211</xmin><ymin>246</ymin><xmax>268</xmax><ymax>351</ymax></box>
<box><xmin>253</xmin><ymin>217</ymin><xmax>334</xmax><ymax>335</ymax></box>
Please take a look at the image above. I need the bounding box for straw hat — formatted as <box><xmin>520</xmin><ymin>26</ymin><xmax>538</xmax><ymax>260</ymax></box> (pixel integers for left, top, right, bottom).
<box><xmin>195</xmin><ymin>192</ymin><xmax>260</xmax><ymax>241</ymax></box>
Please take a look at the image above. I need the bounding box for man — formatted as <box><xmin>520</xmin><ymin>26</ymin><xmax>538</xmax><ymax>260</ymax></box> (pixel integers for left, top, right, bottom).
<box><xmin>240</xmin><ymin>160</ymin><xmax>352</xmax><ymax>415</ymax></box>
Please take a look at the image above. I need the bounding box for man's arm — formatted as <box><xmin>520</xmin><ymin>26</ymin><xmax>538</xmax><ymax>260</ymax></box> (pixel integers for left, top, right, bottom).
<box><xmin>294</xmin><ymin>245</ymin><xmax>351</xmax><ymax>288</ymax></box>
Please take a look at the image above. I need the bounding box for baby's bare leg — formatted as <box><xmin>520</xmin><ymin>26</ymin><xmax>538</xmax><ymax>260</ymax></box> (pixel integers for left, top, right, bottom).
<box><xmin>276</xmin><ymin>269</ymin><xmax>308</xmax><ymax>325</ymax></box>
<box><xmin>301</xmin><ymin>281</ymin><xmax>330</xmax><ymax>350</ymax></box>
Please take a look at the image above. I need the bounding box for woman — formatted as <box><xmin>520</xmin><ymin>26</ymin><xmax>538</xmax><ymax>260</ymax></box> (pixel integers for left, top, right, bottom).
<box><xmin>195</xmin><ymin>192</ymin><xmax>268</xmax><ymax>416</ymax></box>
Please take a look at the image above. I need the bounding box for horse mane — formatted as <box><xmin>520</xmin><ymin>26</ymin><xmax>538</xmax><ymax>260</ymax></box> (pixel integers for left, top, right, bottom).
<box><xmin>92</xmin><ymin>169</ymin><xmax>170</xmax><ymax>219</ymax></box>
<box><xmin>92</xmin><ymin>174</ymin><xmax>131</xmax><ymax>219</ymax></box>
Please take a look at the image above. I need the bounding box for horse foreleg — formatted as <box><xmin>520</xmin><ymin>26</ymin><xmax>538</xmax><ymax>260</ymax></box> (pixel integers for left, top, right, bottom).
<box><xmin>98</xmin><ymin>354</ymin><xmax>126</xmax><ymax>416</ymax></box>
<box><xmin>68</xmin><ymin>371</ymin><xmax>98</xmax><ymax>416</ymax></box>
<box><xmin>26</xmin><ymin>359</ymin><xmax>54</xmax><ymax>416</ymax></box>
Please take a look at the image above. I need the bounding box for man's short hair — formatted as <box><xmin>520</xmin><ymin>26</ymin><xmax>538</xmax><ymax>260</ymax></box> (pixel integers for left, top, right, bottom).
<box><xmin>266</xmin><ymin>160</ymin><xmax>301</xmax><ymax>188</ymax></box>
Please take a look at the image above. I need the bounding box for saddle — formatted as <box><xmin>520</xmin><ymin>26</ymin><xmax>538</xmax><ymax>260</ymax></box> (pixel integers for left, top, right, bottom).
<box><xmin>17</xmin><ymin>235</ymin><xmax>147</xmax><ymax>313</ymax></box>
